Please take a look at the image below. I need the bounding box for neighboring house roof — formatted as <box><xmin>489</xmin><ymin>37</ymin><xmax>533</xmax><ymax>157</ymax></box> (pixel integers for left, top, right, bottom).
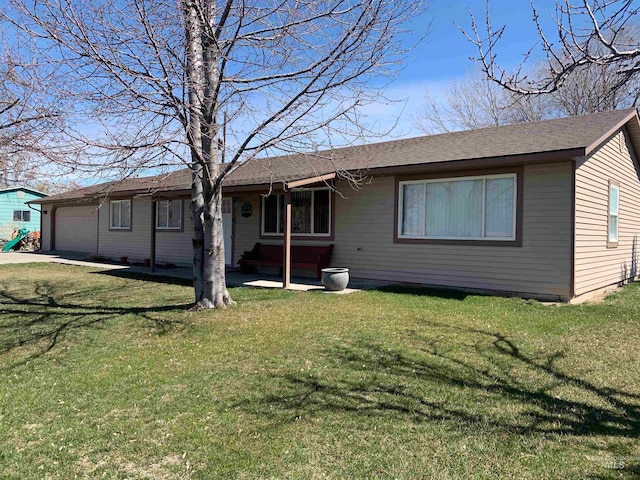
<box><xmin>32</xmin><ymin>108</ymin><xmax>640</xmax><ymax>205</ymax></box>
<box><xmin>0</xmin><ymin>185</ymin><xmax>48</xmax><ymax>197</ymax></box>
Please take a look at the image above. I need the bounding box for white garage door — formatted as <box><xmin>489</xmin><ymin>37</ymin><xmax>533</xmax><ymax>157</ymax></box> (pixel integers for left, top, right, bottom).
<box><xmin>55</xmin><ymin>205</ymin><xmax>98</xmax><ymax>253</ymax></box>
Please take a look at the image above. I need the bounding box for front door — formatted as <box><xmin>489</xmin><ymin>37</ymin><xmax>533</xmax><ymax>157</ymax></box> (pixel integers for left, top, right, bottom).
<box><xmin>222</xmin><ymin>198</ymin><xmax>233</xmax><ymax>266</ymax></box>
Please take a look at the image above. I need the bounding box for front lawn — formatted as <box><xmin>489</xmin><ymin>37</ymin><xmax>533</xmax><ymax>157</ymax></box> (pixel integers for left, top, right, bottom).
<box><xmin>1</xmin><ymin>263</ymin><xmax>638</xmax><ymax>479</ymax></box>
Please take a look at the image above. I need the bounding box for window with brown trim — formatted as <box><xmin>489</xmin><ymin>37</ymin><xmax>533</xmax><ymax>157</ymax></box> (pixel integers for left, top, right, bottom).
<box><xmin>156</xmin><ymin>199</ymin><xmax>182</xmax><ymax>230</ymax></box>
<box><xmin>398</xmin><ymin>173</ymin><xmax>517</xmax><ymax>241</ymax></box>
<box><xmin>261</xmin><ymin>188</ymin><xmax>331</xmax><ymax>237</ymax></box>
<box><xmin>110</xmin><ymin>199</ymin><xmax>131</xmax><ymax>230</ymax></box>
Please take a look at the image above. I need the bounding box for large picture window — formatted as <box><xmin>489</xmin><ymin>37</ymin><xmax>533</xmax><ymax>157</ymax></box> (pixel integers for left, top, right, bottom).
<box><xmin>110</xmin><ymin>199</ymin><xmax>131</xmax><ymax>230</ymax></box>
<box><xmin>262</xmin><ymin>188</ymin><xmax>331</xmax><ymax>236</ymax></box>
<box><xmin>608</xmin><ymin>181</ymin><xmax>620</xmax><ymax>246</ymax></box>
<box><xmin>398</xmin><ymin>174</ymin><xmax>517</xmax><ymax>241</ymax></box>
<box><xmin>156</xmin><ymin>199</ymin><xmax>182</xmax><ymax>230</ymax></box>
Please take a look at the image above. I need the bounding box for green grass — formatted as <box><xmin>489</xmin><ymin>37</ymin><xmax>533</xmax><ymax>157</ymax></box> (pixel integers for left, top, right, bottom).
<box><xmin>1</xmin><ymin>263</ymin><xmax>639</xmax><ymax>479</ymax></box>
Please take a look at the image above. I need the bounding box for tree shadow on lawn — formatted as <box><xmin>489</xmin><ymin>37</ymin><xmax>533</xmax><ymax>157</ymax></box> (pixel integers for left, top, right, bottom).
<box><xmin>236</xmin><ymin>321</ymin><xmax>639</xmax><ymax>443</ymax></box>
<box><xmin>0</xmin><ymin>281</ymin><xmax>191</xmax><ymax>369</ymax></box>
<box><xmin>373</xmin><ymin>284</ymin><xmax>471</xmax><ymax>301</ymax></box>
<box><xmin>94</xmin><ymin>269</ymin><xmax>193</xmax><ymax>287</ymax></box>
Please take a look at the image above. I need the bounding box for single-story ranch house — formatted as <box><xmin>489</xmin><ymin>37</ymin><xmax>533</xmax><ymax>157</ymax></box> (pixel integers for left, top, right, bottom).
<box><xmin>31</xmin><ymin>108</ymin><xmax>640</xmax><ymax>301</ymax></box>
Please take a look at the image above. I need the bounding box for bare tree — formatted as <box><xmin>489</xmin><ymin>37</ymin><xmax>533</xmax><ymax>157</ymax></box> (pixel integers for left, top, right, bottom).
<box><xmin>463</xmin><ymin>0</ymin><xmax>640</xmax><ymax>103</ymax></box>
<box><xmin>551</xmin><ymin>56</ymin><xmax>640</xmax><ymax>114</ymax></box>
<box><xmin>5</xmin><ymin>0</ymin><xmax>426</xmax><ymax>308</ymax></box>
<box><xmin>0</xmin><ymin>34</ymin><xmax>72</xmax><ymax>190</ymax></box>
<box><xmin>415</xmin><ymin>60</ymin><xmax>640</xmax><ymax>134</ymax></box>
<box><xmin>414</xmin><ymin>71</ymin><xmax>551</xmax><ymax>134</ymax></box>
<box><xmin>419</xmin><ymin>1</ymin><xmax>640</xmax><ymax>135</ymax></box>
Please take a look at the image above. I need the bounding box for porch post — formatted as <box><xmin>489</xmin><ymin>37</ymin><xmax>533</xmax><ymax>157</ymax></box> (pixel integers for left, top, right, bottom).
<box><xmin>150</xmin><ymin>200</ymin><xmax>156</xmax><ymax>272</ymax></box>
<box><xmin>283</xmin><ymin>191</ymin><xmax>291</xmax><ymax>289</ymax></box>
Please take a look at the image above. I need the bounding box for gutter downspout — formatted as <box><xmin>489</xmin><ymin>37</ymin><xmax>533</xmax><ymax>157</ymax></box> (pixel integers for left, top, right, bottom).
<box><xmin>570</xmin><ymin>160</ymin><xmax>577</xmax><ymax>299</ymax></box>
<box><xmin>27</xmin><ymin>202</ymin><xmax>41</xmax><ymax>234</ymax></box>
<box><xmin>96</xmin><ymin>204</ymin><xmax>100</xmax><ymax>256</ymax></box>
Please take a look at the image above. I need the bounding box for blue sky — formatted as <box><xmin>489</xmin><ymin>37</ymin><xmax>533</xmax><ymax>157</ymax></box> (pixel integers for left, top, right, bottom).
<box><xmin>373</xmin><ymin>0</ymin><xmax>563</xmax><ymax>137</ymax></box>
<box><xmin>6</xmin><ymin>0</ymin><xmax>569</xmax><ymax>184</ymax></box>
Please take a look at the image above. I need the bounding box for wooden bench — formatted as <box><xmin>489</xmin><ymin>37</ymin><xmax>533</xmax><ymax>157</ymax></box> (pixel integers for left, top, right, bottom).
<box><xmin>239</xmin><ymin>243</ymin><xmax>334</xmax><ymax>280</ymax></box>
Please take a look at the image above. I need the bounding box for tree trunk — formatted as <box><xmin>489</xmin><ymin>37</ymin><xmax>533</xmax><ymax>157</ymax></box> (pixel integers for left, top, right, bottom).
<box><xmin>184</xmin><ymin>0</ymin><xmax>233</xmax><ymax>309</ymax></box>
<box><xmin>202</xmin><ymin>187</ymin><xmax>234</xmax><ymax>307</ymax></box>
<box><xmin>191</xmin><ymin>166</ymin><xmax>205</xmax><ymax>302</ymax></box>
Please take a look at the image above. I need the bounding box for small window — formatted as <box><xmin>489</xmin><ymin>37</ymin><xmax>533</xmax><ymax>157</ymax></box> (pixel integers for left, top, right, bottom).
<box><xmin>13</xmin><ymin>210</ymin><xmax>31</xmax><ymax>222</ymax></box>
<box><xmin>608</xmin><ymin>182</ymin><xmax>620</xmax><ymax>246</ymax></box>
<box><xmin>261</xmin><ymin>188</ymin><xmax>331</xmax><ymax>236</ymax></box>
<box><xmin>156</xmin><ymin>200</ymin><xmax>182</xmax><ymax>230</ymax></box>
<box><xmin>110</xmin><ymin>199</ymin><xmax>131</xmax><ymax>230</ymax></box>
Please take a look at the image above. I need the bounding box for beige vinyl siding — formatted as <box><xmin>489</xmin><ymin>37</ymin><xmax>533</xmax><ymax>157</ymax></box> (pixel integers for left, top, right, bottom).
<box><xmin>41</xmin><ymin>208</ymin><xmax>52</xmax><ymax>251</ymax></box>
<box><xmin>156</xmin><ymin>228</ymin><xmax>192</xmax><ymax>266</ymax></box>
<box><xmin>155</xmin><ymin>196</ymin><xmax>233</xmax><ymax>267</ymax></box>
<box><xmin>156</xmin><ymin>198</ymin><xmax>192</xmax><ymax>266</ymax></box>
<box><xmin>331</xmin><ymin>163</ymin><xmax>572</xmax><ymax>299</ymax></box>
<box><xmin>48</xmin><ymin>197</ymin><xmax>189</xmax><ymax>264</ymax></box>
<box><xmin>98</xmin><ymin>197</ymin><xmax>151</xmax><ymax>262</ymax></box>
<box><xmin>55</xmin><ymin>204</ymin><xmax>99</xmax><ymax>254</ymax></box>
<box><xmin>234</xmin><ymin>162</ymin><xmax>573</xmax><ymax>299</ymax></box>
<box><xmin>574</xmin><ymin>128</ymin><xmax>640</xmax><ymax>296</ymax></box>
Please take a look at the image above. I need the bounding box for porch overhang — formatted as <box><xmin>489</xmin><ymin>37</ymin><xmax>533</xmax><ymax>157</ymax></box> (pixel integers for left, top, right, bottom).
<box><xmin>285</xmin><ymin>172</ymin><xmax>336</xmax><ymax>189</ymax></box>
<box><xmin>281</xmin><ymin>172</ymin><xmax>335</xmax><ymax>289</ymax></box>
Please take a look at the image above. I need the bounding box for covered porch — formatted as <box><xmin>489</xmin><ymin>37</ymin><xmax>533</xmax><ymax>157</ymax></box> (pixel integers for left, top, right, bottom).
<box><xmin>226</xmin><ymin>170</ymin><xmax>340</xmax><ymax>289</ymax></box>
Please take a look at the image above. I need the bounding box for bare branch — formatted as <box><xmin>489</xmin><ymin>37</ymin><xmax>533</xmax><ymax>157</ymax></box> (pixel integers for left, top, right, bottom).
<box><xmin>461</xmin><ymin>0</ymin><xmax>640</xmax><ymax>99</ymax></box>
<box><xmin>5</xmin><ymin>0</ymin><xmax>427</xmax><ymax>306</ymax></box>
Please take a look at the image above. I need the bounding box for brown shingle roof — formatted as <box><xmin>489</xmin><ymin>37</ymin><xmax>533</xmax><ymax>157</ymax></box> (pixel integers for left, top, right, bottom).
<box><xmin>34</xmin><ymin>108</ymin><xmax>639</xmax><ymax>204</ymax></box>
<box><xmin>227</xmin><ymin>108</ymin><xmax>640</xmax><ymax>185</ymax></box>
<box><xmin>33</xmin><ymin>169</ymin><xmax>194</xmax><ymax>204</ymax></box>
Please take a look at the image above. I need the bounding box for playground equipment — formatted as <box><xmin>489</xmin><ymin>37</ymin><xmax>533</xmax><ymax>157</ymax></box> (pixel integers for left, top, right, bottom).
<box><xmin>2</xmin><ymin>228</ymin><xmax>30</xmax><ymax>252</ymax></box>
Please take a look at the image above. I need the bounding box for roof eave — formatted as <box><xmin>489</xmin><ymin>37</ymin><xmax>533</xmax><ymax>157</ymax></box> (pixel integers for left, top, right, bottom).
<box><xmin>363</xmin><ymin>147</ymin><xmax>586</xmax><ymax>177</ymax></box>
<box><xmin>33</xmin><ymin>147</ymin><xmax>586</xmax><ymax>204</ymax></box>
<box><xmin>1</xmin><ymin>186</ymin><xmax>48</xmax><ymax>197</ymax></box>
<box><xmin>584</xmin><ymin>109</ymin><xmax>640</xmax><ymax>156</ymax></box>
<box><xmin>27</xmin><ymin>197</ymin><xmax>99</xmax><ymax>206</ymax></box>
<box><xmin>30</xmin><ymin>185</ymin><xmax>195</xmax><ymax>205</ymax></box>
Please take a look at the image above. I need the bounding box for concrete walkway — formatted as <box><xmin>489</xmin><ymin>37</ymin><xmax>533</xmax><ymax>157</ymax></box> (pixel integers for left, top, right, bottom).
<box><xmin>0</xmin><ymin>251</ymin><xmax>132</xmax><ymax>270</ymax></box>
<box><xmin>0</xmin><ymin>251</ymin><xmax>388</xmax><ymax>294</ymax></box>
